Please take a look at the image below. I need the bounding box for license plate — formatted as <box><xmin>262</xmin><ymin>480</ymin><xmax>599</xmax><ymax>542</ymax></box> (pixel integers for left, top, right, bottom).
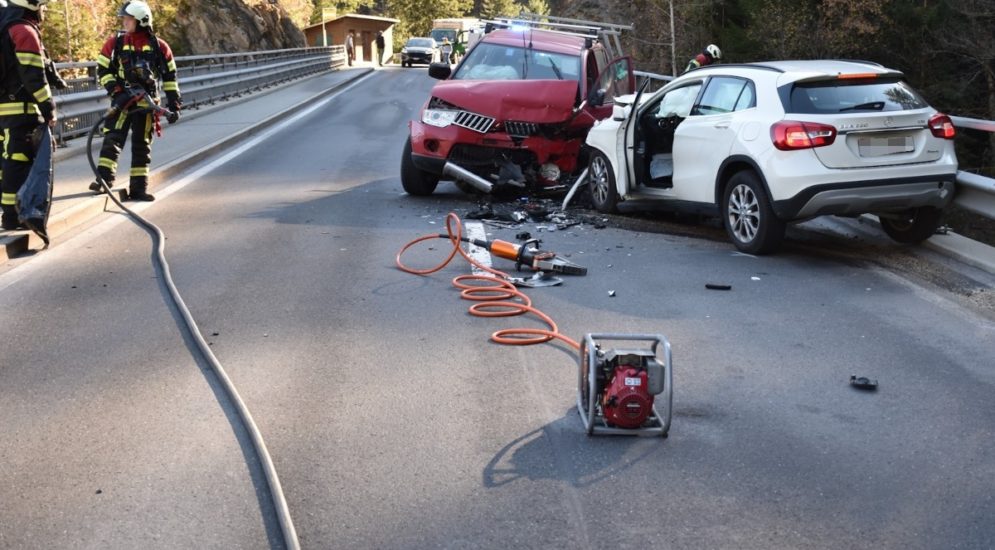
<box><xmin>857</xmin><ymin>136</ymin><xmax>914</xmax><ymax>157</ymax></box>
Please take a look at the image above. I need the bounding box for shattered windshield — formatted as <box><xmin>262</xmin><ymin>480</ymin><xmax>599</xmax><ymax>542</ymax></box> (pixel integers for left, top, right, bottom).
<box><xmin>452</xmin><ymin>42</ymin><xmax>581</xmax><ymax>81</ymax></box>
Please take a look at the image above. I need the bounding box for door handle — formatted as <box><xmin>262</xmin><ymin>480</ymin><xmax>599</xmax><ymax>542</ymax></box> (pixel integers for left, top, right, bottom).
<box><xmin>714</xmin><ymin>122</ymin><xmax>730</xmax><ymax>129</ymax></box>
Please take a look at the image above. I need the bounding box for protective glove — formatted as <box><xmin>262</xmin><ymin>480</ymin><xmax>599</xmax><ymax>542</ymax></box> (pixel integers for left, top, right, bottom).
<box><xmin>166</xmin><ymin>94</ymin><xmax>182</xmax><ymax>124</ymax></box>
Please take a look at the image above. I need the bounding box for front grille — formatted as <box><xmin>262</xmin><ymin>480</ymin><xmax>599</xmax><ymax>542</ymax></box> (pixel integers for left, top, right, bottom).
<box><xmin>448</xmin><ymin>144</ymin><xmax>537</xmax><ymax>168</ymax></box>
<box><xmin>504</xmin><ymin>121</ymin><xmax>539</xmax><ymax>137</ymax></box>
<box><xmin>454</xmin><ymin>111</ymin><xmax>495</xmax><ymax>134</ymax></box>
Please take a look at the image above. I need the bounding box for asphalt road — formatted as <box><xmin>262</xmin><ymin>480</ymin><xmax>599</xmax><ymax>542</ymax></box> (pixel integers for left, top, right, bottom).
<box><xmin>1</xmin><ymin>67</ymin><xmax>994</xmax><ymax>549</ymax></box>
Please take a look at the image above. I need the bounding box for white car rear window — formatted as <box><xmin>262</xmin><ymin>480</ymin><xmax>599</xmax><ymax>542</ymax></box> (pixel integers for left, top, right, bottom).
<box><xmin>787</xmin><ymin>80</ymin><xmax>928</xmax><ymax>114</ymax></box>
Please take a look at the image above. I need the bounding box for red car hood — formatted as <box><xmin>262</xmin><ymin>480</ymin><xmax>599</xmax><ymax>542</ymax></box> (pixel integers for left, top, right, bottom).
<box><xmin>431</xmin><ymin>80</ymin><xmax>579</xmax><ymax>123</ymax></box>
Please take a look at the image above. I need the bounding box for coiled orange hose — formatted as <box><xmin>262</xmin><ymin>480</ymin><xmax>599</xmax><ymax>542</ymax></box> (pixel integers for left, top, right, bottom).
<box><xmin>396</xmin><ymin>212</ymin><xmax>580</xmax><ymax>350</ymax></box>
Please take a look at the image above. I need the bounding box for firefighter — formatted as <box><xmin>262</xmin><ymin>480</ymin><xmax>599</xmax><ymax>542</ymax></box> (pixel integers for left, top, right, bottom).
<box><xmin>0</xmin><ymin>0</ymin><xmax>56</xmax><ymax>231</ymax></box>
<box><xmin>684</xmin><ymin>44</ymin><xmax>721</xmax><ymax>73</ymax></box>
<box><xmin>90</xmin><ymin>0</ymin><xmax>180</xmax><ymax>202</ymax></box>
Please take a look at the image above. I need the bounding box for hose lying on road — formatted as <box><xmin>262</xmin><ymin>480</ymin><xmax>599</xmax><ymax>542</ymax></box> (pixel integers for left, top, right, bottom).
<box><xmin>396</xmin><ymin>212</ymin><xmax>580</xmax><ymax>351</ymax></box>
<box><xmin>86</xmin><ymin>117</ymin><xmax>300</xmax><ymax>550</ymax></box>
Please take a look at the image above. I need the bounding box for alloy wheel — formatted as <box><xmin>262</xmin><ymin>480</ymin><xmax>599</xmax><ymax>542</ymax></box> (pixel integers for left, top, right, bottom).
<box><xmin>728</xmin><ymin>183</ymin><xmax>760</xmax><ymax>243</ymax></box>
<box><xmin>591</xmin><ymin>156</ymin><xmax>610</xmax><ymax>205</ymax></box>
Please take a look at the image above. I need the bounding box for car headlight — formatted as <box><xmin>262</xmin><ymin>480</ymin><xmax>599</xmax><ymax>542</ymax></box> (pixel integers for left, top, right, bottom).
<box><xmin>422</xmin><ymin>109</ymin><xmax>458</xmax><ymax>128</ymax></box>
<box><xmin>401</xmin><ymin>48</ymin><xmax>409</xmax><ymax>54</ymax></box>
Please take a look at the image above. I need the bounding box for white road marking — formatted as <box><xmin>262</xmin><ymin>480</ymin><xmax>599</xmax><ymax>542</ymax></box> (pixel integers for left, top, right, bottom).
<box><xmin>464</xmin><ymin>221</ymin><xmax>494</xmax><ymax>277</ymax></box>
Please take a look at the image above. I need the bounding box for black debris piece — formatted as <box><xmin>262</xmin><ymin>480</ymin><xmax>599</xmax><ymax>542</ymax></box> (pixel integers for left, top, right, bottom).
<box><xmin>515</xmin><ymin>232</ymin><xmax>531</xmax><ymax>241</ymax></box>
<box><xmin>850</xmin><ymin>375</ymin><xmax>878</xmax><ymax>391</ymax></box>
<box><xmin>705</xmin><ymin>283</ymin><xmax>732</xmax><ymax>291</ymax></box>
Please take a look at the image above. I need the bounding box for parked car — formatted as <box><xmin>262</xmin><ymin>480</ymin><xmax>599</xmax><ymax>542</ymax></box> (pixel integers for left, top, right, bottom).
<box><xmin>584</xmin><ymin>60</ymin><xmax>958</xmax><ymax>254</ymax></box>
<box><xmin>401</xmin><ymin>38</ymin><xmax>439</xmax><ymax>67</ymax></box>
<box><xmin>401</xmin><ymin>27</ymin><xmax>634</xmax><ymax>197</ymax></box>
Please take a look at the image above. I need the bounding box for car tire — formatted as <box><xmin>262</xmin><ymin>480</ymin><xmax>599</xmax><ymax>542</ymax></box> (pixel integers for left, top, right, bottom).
<box><xmin>879</xmin><ymin>207</ymin><xmax>942</xmax><ymax>243</ymax></box>
<box><xmin>400</xmin><ymin>137</ymin><xmax>439</xmax><ymax>196</ymax></box>
<box><xmin>588</xmin><ymin>151</ymin><xmax>619</xmax><ymax>213</ymax></box>
<box><xmin>722</xmin><ymin>171</ymin><xmax>785</xmax><ymax>255</ymax></box>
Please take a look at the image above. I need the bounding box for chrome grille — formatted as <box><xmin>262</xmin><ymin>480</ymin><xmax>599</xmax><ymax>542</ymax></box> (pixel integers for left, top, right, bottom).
<box><xmin>454</xmin><ymin>111</ymin><xmax>495</xmax><ymax>134</ymax></box>
<box><xmin>504</xmin><ymin>121</ymin><xmax>538</xmax><ymax>137</ymax></box>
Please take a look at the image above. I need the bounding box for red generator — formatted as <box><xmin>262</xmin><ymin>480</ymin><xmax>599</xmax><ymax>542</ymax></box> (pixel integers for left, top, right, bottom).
<box><xmin>578</xmin><ymin>334</ymin><xmax>672</xmax><ymax>437</ymax></box>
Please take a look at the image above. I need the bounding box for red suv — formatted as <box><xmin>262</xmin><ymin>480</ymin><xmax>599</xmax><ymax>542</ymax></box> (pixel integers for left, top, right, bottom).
<box><xmin>401</xmin><ymin>26</ymin><xmax>634</xmax><ymax>196</ymax></box>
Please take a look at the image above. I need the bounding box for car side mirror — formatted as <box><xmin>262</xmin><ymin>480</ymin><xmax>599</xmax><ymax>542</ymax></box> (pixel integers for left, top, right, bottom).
<box><xmin>589</xmin><ymin>88</ymin><xmax>607</xmax><ymax>107</ymax></box>
<box><xmin>428</xmin><ymin>62</ymin><xmax>452</xmax><ymax>80</ymax></box>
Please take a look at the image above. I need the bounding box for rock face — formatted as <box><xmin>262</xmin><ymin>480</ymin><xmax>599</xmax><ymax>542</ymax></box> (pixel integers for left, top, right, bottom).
<box><xmin>168</xmin><ymin>0</ymin><xmax>305</xmax><ymax>55</ymax></box>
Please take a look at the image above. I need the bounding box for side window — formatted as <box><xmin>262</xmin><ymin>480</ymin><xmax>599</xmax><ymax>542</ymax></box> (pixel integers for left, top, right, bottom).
<box><xmin>694</xmin><ymin>76</ymin><xmax>754</xmax><ymax>115</ymax></box>
<box><xmin>734</xmin><ymin>81</ymin><xmax>756</xmax><ymax>110</ymax></box>
<box><xmin>651</xmin><ymin>83</ymin><xmax>703</xmax><ymax>119</ymax></box>
<box><xmin>595</xmin><ymin>58</ymin><xmax>634</xmax><ymax>101</ymax></box>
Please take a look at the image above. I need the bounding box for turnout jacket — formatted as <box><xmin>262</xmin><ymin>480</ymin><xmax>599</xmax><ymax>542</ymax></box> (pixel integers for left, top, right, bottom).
<box><xmin>0</xmin><ymin>17</ymin><xmax>55</xmax><ymax>123</ymax></box>
<box><xmin>96</xmin><ymin>30</ymin><xmax>180</xmax><ymax>105</ymax></box>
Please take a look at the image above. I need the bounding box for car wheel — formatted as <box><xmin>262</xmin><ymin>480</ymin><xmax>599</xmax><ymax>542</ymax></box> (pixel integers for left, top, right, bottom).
<box><xmin>722</xmin><ymin>171</ymin><xmax>785</xmax><ymax>254</ymax></box>
<box><xmin>588</xmin><ymin>151</ymin><xmax>619</xmax><ymax>213</ymax></box>
<box><xmin>400</xmin><ymin>137</ymin><xmax>439</xmax><ymax>196</ymax></box>
<box><xmin>879</xmin><ymin>207</ymin><xmax>942</xmax><ymax>243</ymax></box>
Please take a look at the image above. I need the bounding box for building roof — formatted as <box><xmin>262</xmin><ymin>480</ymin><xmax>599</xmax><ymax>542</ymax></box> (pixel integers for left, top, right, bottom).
<box><xmin>302</xmin><ymin>13</ymin><xmax>399</xmax><ymax>31</ymax></box>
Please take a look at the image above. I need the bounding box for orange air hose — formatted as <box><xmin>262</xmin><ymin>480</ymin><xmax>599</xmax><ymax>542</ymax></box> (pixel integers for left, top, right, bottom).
<box><xmin>396</xmin><ymin>212</ymin><xmax>580</xmax><ymax>351</ymax></box>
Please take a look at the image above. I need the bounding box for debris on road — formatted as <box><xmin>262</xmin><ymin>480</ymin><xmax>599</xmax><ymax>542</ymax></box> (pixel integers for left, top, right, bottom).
<box><xmin>705</xmin><ymin>283</ymin><xmax>732</xmax><ymax>291</ymax></box>
<box><xmin>850</xmin><ymin>375</ymin><xmax>879</xmax><ymax>391</ymax></box>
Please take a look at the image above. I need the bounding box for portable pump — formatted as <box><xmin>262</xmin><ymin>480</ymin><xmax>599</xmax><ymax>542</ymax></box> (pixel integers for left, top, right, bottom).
<box><xmin>578</xmin><ymin>334</ymin><xmax>672</xmax><ymax>437</ymax></box>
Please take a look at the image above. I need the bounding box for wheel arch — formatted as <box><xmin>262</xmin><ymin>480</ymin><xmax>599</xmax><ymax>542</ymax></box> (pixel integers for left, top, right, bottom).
<box><xmin>714</xmin><ymin>156</ymin><xmax>776</xmax><ymax>216</ymax></box>
<box><xmin>584</xmin><ymin>143</ymin><xmax>628</xmax><ymax>198</ymax></box>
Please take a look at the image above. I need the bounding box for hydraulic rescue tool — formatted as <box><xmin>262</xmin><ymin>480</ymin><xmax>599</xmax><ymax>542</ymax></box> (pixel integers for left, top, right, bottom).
<box><xmin>473</xmin><ymin>237</ymin><xmax>586</xmax><ymax>276</ymax></box>
<box><xmin>578</xmin><ymin>334</ymin><xmax>673</xmax><ymax>437</ymax></box>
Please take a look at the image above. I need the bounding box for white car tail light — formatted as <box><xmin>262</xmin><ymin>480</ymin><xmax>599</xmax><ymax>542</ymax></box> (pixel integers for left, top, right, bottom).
<box><xmin>771</xmin><ymin>121</ymin><xmax>837</xmax><ymax>150</ymax></box>
<box><xmin>928</xmin><ymin>113</ymin><xmax>956</xmax><ymax>140</ymax></box>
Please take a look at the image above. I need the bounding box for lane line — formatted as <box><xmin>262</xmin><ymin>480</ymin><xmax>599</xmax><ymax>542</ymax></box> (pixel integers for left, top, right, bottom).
<box><xmin>464</xmin><ymin>221</ymin><xmax>494</xmax><ymax>277</ymax></box>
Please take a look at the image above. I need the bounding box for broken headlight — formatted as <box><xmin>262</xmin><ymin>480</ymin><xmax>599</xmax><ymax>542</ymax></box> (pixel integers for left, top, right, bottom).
<box><xmin>422</xmin><ymin>109</ymin><xmax>459</xmax><ymax>128</ymax></box>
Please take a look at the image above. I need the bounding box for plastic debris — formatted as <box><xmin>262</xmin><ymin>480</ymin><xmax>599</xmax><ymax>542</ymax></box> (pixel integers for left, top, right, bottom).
<box><xmin>705</xmin><ymin>283</ymin><xmax>732</xmax><ymax>290</ymax></box>
<box><xmin>849</xmin><ymin>375</ymin><xmax>878</xmax><ymax>391</ymax></box>
<box><xmin>608</xmin><ymin>290</ymin><xmax>616</xmax><ymax>297</ymax></box>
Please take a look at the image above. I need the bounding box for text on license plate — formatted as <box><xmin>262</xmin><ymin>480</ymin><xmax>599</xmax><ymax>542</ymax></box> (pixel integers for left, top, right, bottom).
<box><xmin>857</xmin><ymin>136</ymin><xmax>914</xmax><ymax>157</ymax></box>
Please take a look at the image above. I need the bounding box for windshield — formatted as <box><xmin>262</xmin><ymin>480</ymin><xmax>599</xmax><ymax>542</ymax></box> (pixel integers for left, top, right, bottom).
<box><xmin>452</xmin><ymin>42</ymin><xmax>581</xmax><ymax>81</ymax></box>
<box><xmin>787</xmin><ymin>79</ymin><xmax>929</xmax><ymax>113</ymax></box>
<box><xmin>406</xmin><ymin>38</ymin><xmax>435</xmax><ymax>49</ymax></box>
<box><xmin>431</xmin><ymin>30</ymin><xmax>457</xmax><ymax>43</ymax></box>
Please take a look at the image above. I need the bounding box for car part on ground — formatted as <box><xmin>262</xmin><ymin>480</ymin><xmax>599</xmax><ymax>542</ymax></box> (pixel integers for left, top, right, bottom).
<box><xmin>583</xmin><ymin>60</ymin><xmax>958</xmax><ymax>254</ymax></box>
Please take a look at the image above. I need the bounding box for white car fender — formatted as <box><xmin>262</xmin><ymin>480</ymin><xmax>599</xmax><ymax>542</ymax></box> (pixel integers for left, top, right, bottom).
<box><xmin>586</xmin><ymin>116</ymin><xmax>631</xmax><ymax>196</ymax></box>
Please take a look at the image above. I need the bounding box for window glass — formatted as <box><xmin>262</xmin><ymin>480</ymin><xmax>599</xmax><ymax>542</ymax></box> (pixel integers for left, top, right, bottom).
<box><xmin>734</xmin><ymin>81</ymin><xmax>756</xmax><ymax>110</ymax></box>
<box><xmin>696</xmin><ymin>77</ymin><xmax>748</xmax><ymax>115</ymax></box>
<box><xmin>452</xmin><ymin>42</ymin><xmax>581</xmax><ymax>81</ymax></box>
<box><xmin>406</xmin><ymin>38</ymin><xmax>436</xmax><ymax>48</ymax></box>
<box><xmin>651</xmin><ymin>84</ymin><xmax>702</xmax><ymax>118</ymax></box>
<box><xmin>788</xmin><ymin>79</ymin><xmax>928</xmax><ymax>113</ymax></box>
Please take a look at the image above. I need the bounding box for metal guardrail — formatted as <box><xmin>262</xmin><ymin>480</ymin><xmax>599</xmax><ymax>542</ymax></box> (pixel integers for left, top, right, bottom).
<box><xmin>53</xmin><ymin>46</ymin><xmax>346</xmax><ymax>142</ymax></box>
<box><xmin>628</xmin><ymin>73</ymin><xmax>995</xmax><ymax>223</ymax></box>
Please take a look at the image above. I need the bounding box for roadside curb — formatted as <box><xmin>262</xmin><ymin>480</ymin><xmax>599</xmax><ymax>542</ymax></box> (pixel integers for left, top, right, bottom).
<box><xmin>1</xmin><ymin>67</ymin><xmax>374</xmax><ymax>262</ymax></box>
<box><xmin>859</xmin><ymin>214</ymin><xmax>995</xmax><ymax>276</ymax></box>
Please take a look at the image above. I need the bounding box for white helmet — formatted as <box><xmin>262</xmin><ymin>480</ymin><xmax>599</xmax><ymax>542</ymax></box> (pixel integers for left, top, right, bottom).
<box><xmin>118</xmin><ymin>0</ymin><xmax>153</xmax><ymax>28</ymax></box>
<box><xmin>9</xmin><ymin>0</ymin><xmax>53</xmax><ymax>10</ymax></box>
<box><xmin>706</xmin><ymin>44</ymin><xmax>721</xmax><ymax>60</ymax></box>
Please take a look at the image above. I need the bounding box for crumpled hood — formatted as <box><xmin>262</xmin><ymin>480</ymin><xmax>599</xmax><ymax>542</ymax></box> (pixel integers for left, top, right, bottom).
<box><xmin>431</xmin><ymin>80</ymin><xmax>579</xmax><ymax>123</ymax></box>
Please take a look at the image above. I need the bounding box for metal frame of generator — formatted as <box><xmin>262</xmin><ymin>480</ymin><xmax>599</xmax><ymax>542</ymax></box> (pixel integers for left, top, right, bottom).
<box><xmin>577</xmin><ymin>333</ymin><xmax>673</xmax><ymax>437</ymax></box>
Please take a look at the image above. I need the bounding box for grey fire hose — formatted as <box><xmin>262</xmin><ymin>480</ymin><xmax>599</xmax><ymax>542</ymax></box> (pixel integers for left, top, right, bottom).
<box><xmin>86</xmin><ymin>115</ymin><xmax>300</xmax><ymax>550</ymax></box>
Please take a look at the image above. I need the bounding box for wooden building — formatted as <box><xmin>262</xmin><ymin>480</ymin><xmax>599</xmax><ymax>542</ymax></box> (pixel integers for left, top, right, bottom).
<box><xmin>303</xmin><ymin>14</ymin><xmax>399</xmax><ymax>65</ymax></box>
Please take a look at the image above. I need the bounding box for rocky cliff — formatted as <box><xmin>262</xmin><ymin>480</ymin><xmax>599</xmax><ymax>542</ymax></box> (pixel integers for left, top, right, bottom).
<box><xmin>166</xmin><ymin>0</ymin><xmax>306</xmax><ymax>55</ymax></box>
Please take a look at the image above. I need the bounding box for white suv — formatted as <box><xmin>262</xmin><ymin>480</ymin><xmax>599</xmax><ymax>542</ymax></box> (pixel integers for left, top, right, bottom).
<box><xmin>584</xmin><ymin>60</ymin><xmax>958</xmax><ymax>254</ymax></box>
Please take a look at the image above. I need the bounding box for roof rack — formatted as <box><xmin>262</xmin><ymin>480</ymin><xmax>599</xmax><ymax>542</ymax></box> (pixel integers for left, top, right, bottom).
<box><xmin>484</xmin><ymin>11</ymin><xmax>633</xmax><ymax>59</ymax></box>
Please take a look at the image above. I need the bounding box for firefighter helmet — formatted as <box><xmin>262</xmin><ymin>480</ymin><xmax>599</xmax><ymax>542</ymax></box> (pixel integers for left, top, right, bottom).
<box><xmin>8</xmin><ymin>0</ymin><xmax>53</xmax><ymax>10</ymax></box>
<box><xmin>705</xmin><ymin>44</ymin><xmax>722</xmax><ymax>60</ymax></box>
<box><xmin>118</xmin><ymin>1</ymin><xmax>153</xmax><ymax>28</ymax></box>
